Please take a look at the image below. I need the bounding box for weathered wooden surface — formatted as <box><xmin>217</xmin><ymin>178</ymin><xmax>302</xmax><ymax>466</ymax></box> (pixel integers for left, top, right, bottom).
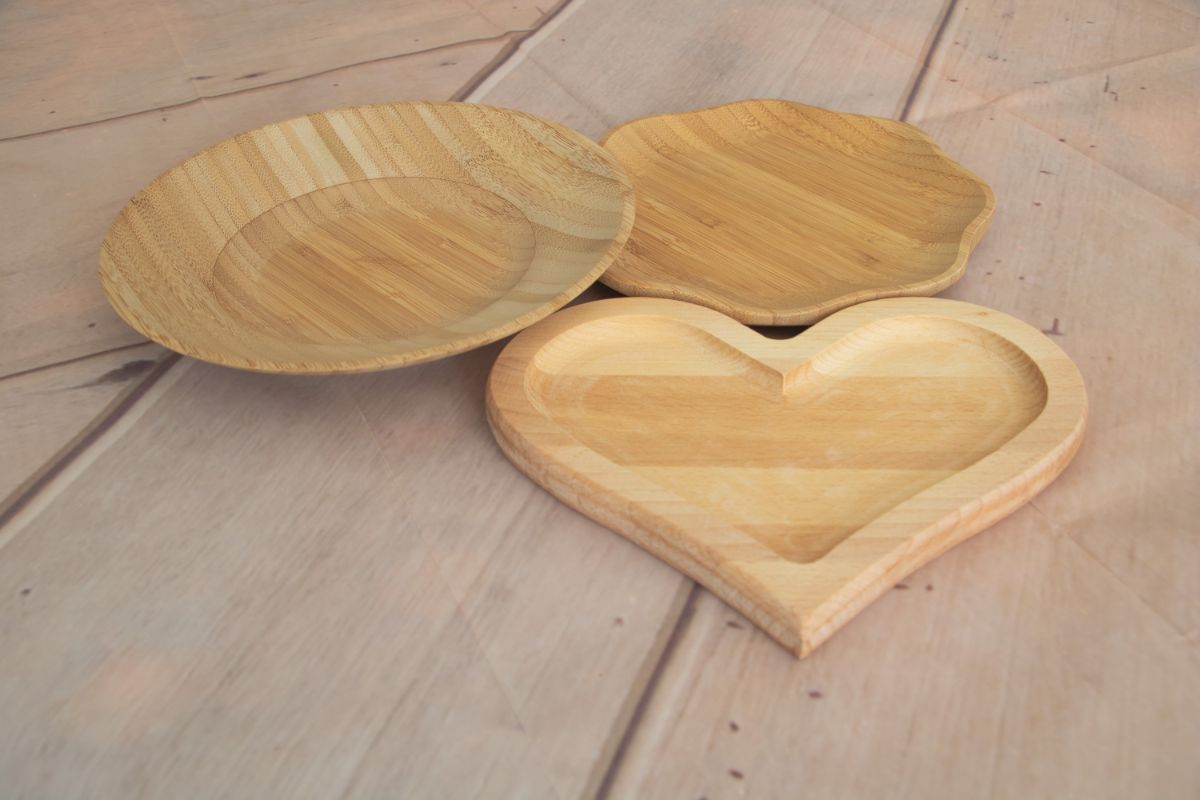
<box><xmin>0</xmin><ymin>343</ymin><xmax>168</xmax><ymax>517</ymax></box>
<box><xmin>1</xmin><ymin>0</ymin><xmax>1197</xmax><ymax>796</ymax></box>
<box><xmin>0</xmin><ymin>0</ymin><xmax>553</xmax><ymax>137</ymax></box>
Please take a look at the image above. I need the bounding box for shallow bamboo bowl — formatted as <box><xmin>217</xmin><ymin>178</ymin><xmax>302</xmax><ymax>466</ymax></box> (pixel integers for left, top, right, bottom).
<box><xmin>600</xmin><ymin>99</ymin><xmax>995</xmax><ymax>325</ymax></box>
<box><xmin>99</xmin><ymin>102</ymin><xmax>635</xmax><ymax>373</ymax></box>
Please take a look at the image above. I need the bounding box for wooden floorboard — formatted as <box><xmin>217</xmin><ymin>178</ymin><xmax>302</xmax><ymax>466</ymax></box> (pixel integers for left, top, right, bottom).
<box><xmin>0</xmin><ymin>0</ymin><xmax>553</xmax><ymax>139</ymax></box>
<box><xmin>0</xmin><ymin>344</ymin><xmax>171</xmax><ymax>522</ymax></box>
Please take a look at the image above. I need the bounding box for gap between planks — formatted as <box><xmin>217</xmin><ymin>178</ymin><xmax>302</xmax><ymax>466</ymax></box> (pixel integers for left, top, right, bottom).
<box><xmin>0</xmin><ymin>30</ymin><xmax>536</xmax><ymax>145</ymax></box>
<box><xmin>1027</xmin><ymin>500</ymin><xmax>1200</xmax><ymax>657</ymax></box>
<box><xmin>0</xmin><ymin>351</ymin><xmax>177</xmax><ymax>523</ymax></box>
<box><xmin>897</xmin><ymin>0</ymin><xmax>962</xmax><ymax>121</ymax></box>
<box><xmin>0</xmin><ymin>341</ymin><xmax>154</xmax><ymax>384</ymax></box>
<box><xmin>455</xmin><ymin>0</ymin><xmax>578</xmax><ymax>100</ymax></box>
<box><xmin>0</xmin><ymin>355</ymin><xmax>184</xmax><ymax>545</ymax></box>
<box><xmin>592</xmin><ymin>582</ymin><xmax>700</xmax><ymax>800</ymax></box>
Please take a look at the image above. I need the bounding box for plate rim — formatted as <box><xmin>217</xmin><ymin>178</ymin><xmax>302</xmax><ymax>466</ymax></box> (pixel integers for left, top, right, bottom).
<box><xmin>597</xmin><ymin>97</ymin><xmax>996</xmax><ymax>326</ymax></box>
<box><xmin>97</xmin><ymin>100</ymin><xmax>637</xmax><ymax>375</ymax></box>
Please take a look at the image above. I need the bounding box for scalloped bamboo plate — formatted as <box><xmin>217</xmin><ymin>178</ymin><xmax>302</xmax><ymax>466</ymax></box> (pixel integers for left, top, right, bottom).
<box><xmin>599</xmin><ymin>99</ymin><xmax>995</xmax><ymax>325</ymax></box>
<box><xmin>99</xmin><ymin>102</ymin><xmax>635</xmax><ymax>373</ymax></box>
<box><xmin>488</xmin><ymin>297</ymin><xmax>1086</xmax><ymax>656</ymax></box>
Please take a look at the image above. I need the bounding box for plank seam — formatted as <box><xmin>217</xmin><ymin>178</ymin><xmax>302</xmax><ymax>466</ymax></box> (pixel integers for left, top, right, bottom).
<box><xmin>592</xmin><ymin>582</ymin><xmax>700</xmax><ymax>800</ymax></box>
<box><xmin>0</xmin><ymin>31</ymin><xmax>530</xmax><ymax>144</ymax></box>
<box><xmin>0</xmin><ymin>353</ymin><xmax>180</xmax><ymax>530</ymax></box>
<box><xmin>0</xmin><ymin>341</ymin><xmax>156</xmax><ymax>384</ymax></box>
<box><xmin>901</xmin><ymin>73</ymin><xmax>1200</xmax><ymax>223</ymax></box>
<box><xmin>899</xmin><ymin>0</ymin><xmax>961</xmax><ymax>121</ymax></box>
<box><xmin>452</xmin><ymin>0</ymin><xmax>576</xmax><ymax>101</ymax></box>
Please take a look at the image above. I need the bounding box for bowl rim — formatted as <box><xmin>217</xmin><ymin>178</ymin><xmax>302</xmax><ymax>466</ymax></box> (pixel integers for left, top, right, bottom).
<box><xmin>98</xmin><ymin>100</ymin><xmax>637</xmax><ymax>374</ymax></box>
<box><xmin>597</xmin><ymin>97</ymin><xmax>996</xmax><ymax>326</ymax></box>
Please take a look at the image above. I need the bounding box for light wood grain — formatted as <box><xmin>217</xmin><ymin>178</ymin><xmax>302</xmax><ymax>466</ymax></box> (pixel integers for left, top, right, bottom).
<box><xmin>0</xmin><ymin>350</ymin><xmax>688</xmax><ymax>798</ymax></box>
<box><xmin>0</xmin><ymin>0</ymin><xmax>192</xmax><ymax>139</ymax></box>
<box><xmin>154</xmin><ymin>0</ymin><xmax>549</xmax><ymax>100</ymax></box>
<box><xmin>0</xmin><ymin>359</ymin><xmax>555</xmax><ymax>798</ymax></box>
<box><xmin>0</xmin><ymin>0</ymin><xmax>551</xmax><ymax>138</ymax></box>
<box><xmin>98</xmin><ymin>101</ymin><xmax>634</xmax><ymax>373</ymax></box>
<box><xmin>599</xmin><ymin>100</ymin><xmax>994</xmax><ymax>324</ymax></box>
<box><xmin>921</xmin><ymin>0</ymin><xmax>1200</xmax><ymax>217</ymax></box>
<box><xmin>488</xmin><ymin>296</ymin><xmax>1086</xmax><ymax>656</ymax></box>
<box><xmin>339</xmin><ymin>338</ymin><xmax>691</xmax><ymax>798</ymax></box>
<box><xmin>478</xmin><ymin>0</ymin><xmax>949</xmax><ymax>137</ymax></box>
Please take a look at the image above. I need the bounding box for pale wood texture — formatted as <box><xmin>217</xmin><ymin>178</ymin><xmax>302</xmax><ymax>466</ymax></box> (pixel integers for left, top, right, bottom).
<box><xmin>478</xmin><ymin>0</ymin><xmax>945</xmax><ymax>139</ymax></box>
<box><xmin>0</xmin><ymin>350</ymin><xmax>687</xmax><ymax>799</ymax></box>
<box><xmin>99</xmin><ymin>101</ymin><xmax>633</xmax><ymax>373</ymax></box>
<box><xmin>0</xmin><ymin>343</ymin><xmax>168</xmax><ymax>516</ymax></box>
<box><xmin>2</xmin><ymin>0</ymin><xmax>1198</xmax><ymax>797</ymax></box>
<box><xmin>0</xmin><ymin>0</ymin><xmax>554</xmax><ymax>138</ymax></box>
<box><xmin>488</xmin><ymin>297</ymin><xmax>1086</xmax><ymax>655</ymax></box>
<box><xmin>600</xmin><ymin>100</ymin><xmax>994</xmax><ymax>324</ymax></box>
<box><xmin>921</xmin><ymin>0</ymin><xmax>1200</xmax><ymax>659</ymax></box>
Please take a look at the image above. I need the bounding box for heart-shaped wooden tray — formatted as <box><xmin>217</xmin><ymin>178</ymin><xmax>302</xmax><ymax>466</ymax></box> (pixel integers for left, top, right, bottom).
<box><xmin>99</xmin><ymin>102</ymin><xmax>635</xmax><ymax>373</ymax></box>
<box><xmin>599</xmin><ymin>99</ymin><xmax>995</xmax><ymax>325</ymax></box>
<box><xmin>488</xmin><ymin>297</ymin><xmax>1086</xmax><ymax>656</ymax></box>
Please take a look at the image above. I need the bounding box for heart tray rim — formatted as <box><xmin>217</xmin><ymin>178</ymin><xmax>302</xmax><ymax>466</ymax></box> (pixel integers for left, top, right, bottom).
<box><xmin>486</xmin><ymin>296</ymin><xmax>1087</xmax><ymax>656</ymax></box>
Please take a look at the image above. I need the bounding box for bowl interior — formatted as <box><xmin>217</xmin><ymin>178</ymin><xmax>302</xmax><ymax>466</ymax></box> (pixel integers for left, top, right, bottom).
<box><xmin>602</xmin><ymin>100</ymin><xmax>993</xmax><ymax>322</ymax></box>
<box><xmin>100</xmin><ymin>102</ymin><xmax>633</xmax><ymax>372</ymax></box>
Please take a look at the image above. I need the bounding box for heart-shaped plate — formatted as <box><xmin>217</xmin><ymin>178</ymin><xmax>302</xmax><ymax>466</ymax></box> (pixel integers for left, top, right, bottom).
<box><xmin>487</xmin><ymin>297</ymin><xmax>1086</xmax><ymax>656</ymax></box>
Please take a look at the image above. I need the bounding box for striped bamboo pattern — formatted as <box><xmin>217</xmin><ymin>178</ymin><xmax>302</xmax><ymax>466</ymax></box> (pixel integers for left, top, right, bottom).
<box><xmin>600</xmin><ymin>99</ymin><xmax>996</xmax><ymax>325</ymax></box>
<box><xmin>99</xmin><ymin>102</ymin><xmax>635</xmax><ymax>373</ymax></box>
<box><xmin>487</xmin><ymin>297</ymin><xmax>1087</xmax><ymax>657</ymax></box>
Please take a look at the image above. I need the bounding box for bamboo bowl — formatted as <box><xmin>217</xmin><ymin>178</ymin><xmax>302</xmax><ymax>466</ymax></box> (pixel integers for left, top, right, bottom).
<box><xmin>99</xmin><ymin>102</ymin><xmax>635</xmax><ymax>373</ymax></box>
<box><xmin>600</xmin><ymin>99</ymin><xmax>995</xmax><ymax>325</ymax></box>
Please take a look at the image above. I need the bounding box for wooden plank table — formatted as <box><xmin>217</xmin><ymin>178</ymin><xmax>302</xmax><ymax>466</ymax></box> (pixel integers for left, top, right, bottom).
<box><xmin>1</xmin><ymin>0</ymin><xmax>1197</xmax><ymax>796</ymax></box>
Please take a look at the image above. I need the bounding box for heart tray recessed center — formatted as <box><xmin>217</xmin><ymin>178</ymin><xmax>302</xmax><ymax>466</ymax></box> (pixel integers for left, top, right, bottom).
<box><xmin>487</xmin><ymin>297</ymin><xmax>1086</xmax><ymax>656</ymax></box>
